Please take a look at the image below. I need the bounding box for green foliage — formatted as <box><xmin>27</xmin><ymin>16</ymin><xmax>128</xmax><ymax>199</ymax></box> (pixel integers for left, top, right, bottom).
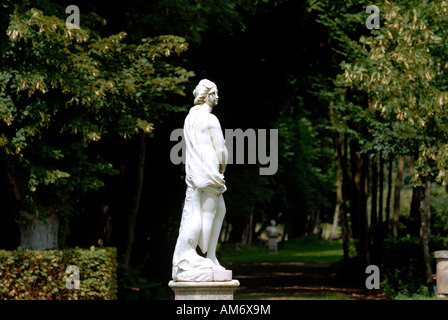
<box><xmin>308</xmin><ymin>0</ymin><xmax>448</xmax><ymax>187</ymax></box>
<box><xmin>122</xmin><ymin>0</ymin><xmax>270</xmax><ymax>45</ymax></box>
<box><xmin>339</xmin><ymin>1</ymin><xmax>448</xmax><ymax>186</ymax></box>
<box><xmin>381</xmin><ymin>236</ymin><xmax>448</xmax><ymax>298</ymax></box>
<box><xmin>273</xmin><ymin>108</ymin><xmax>333</xmax><ymax>236</ymax></box>
<box><xmin>0</xmin><ymin>247</ymin><xmax>117</xmax><ymax>300</ymax></box>
<box><xmin>0</xmin><ymin>6</ymin><xmax>193</xmax><ymax>219</ymax></box>
<box><xmin>307</xmin><ymin>0</ymin><xmax>370</xmax><ymax>51</ymax></box>
<box><xmin>381</xmin><ymin>236</ymin><xmax>426</xmax><ymax>297</ymax></box>
<box><xmin>430</xmin><ymin>184</ymin><xmax>448</xmax><ymax>235</ymax></box>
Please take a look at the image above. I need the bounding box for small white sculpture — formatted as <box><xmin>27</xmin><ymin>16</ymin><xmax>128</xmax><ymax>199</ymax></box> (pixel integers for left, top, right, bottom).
<box><xmin>266</xmin><ymin>220</ymin><xmax>278</xmax><ymax>254</ymax></box>
<box><xmin>172</xmin><ymin>79</ymin><xmax>231</xmax><ymax>282</ymax></box>
<box><xmin>266</xmin><ymin>220</ymin><xmax>278</xmax><ymax>238</ymax></box>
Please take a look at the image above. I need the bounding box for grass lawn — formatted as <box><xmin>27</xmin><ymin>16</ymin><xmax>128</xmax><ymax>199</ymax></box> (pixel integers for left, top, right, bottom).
<box><xmin>219</xmin><ymin>239</ymin><xmax>353</xmax><ymax>300</ymax></box>
<box><xmin>219</xmin><ymin>238</ymin><xmax>344</xmax><ymax>265</ymax></box>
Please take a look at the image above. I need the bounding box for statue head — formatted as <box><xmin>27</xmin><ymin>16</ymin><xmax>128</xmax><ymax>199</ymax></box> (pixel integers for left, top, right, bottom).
<box><xmin>193</xmin><ymin>79</ymin><xmax>218</xmax><ymax>107</ymax></box>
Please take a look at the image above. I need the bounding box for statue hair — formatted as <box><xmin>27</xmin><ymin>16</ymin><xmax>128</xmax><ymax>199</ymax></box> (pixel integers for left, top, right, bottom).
<box><xmin>193</xmin><ymin>79</ymin><xmax>217</xmax><ymax>105</ymax></box>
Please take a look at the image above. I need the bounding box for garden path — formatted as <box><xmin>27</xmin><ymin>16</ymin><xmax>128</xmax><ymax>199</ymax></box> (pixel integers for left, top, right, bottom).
<box><xmin>229</xmin><ymin>261</ymin><xmax>387</xmax><ymax>300</ymax></box>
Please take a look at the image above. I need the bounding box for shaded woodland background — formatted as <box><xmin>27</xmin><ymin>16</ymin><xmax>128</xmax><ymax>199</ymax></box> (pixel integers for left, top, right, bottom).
<box><xmin>1</xmin><ymin>0</ymin><xmax>448</xmax><ymax>295</ymax></box>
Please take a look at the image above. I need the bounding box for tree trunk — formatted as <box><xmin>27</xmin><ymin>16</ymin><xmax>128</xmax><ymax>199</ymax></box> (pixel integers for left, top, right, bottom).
<box><xmin>409</xmin><ymin>185</ymin><xmax>424</xmax><ymax>236</ymax></box>
<box><xmin>341</xmin><ymin>134</ymin><xmax>350</xmax><ymax>260</ymax></box>
<box><xmin>360</xmin><ymin>153</ymin><xmax>369</xmax><ymax>265</ymax></box>
<box><xmin>370</xmin><ymin>155</ymin><xmax>378</xmax><ymax>235</ymax></box>
<box><xmin>328</xmin><ymin>108</ymin><xmax>343</xmax><ymax>242</ymax></box>
<box><xmin>350</xmin><ymin>140</ymin><xmax>362</xmax><ymax>239</ymax></box>
<box><xmin>240</xmin><ymin>200</ymin><xmax>255</xmax><ymax>247</ymax></box>
<box><xmin>385</xmin><ymin>155</ymin><xmax>393</xmax><ymax>228</ymax></box>
<box><xmin>378</xmin><ymin>152</ymin><xmax>384</xmax><ymax>228</ymax></box>
<box><xmin>311</xmin><ymin>209</ymin><xmax>321</xmax><ymax>238</ymax></box>
<box><xmin>248</xmin><ymin>205</ymin><xmax>254</xmax><ymax>246</ymax></box>
<box><xmin>328</xmin><ymin>204</ymin><xmax>339</xmax><ymax>242</ymax></box>
<box><xmin>370</xmin><ymin>155</ymin><xmax>379</xmax><ymax>263</ymax></box>
<box><xmin>392</xmin><ymin>155</ymin><xmax>405</xmax><ymax>237</ymax></box>
<box><xmin>9</xmin><ymin>170</ymin><xmax>60</xmax><ymax>250</ymax></box>
<box><xmin>123</xmin><ymin>132</ymin><xmax>147</xmax><ymax>267</ymax></box>
<box><xmin>281</xmin><ymin>219</ymin><xmax>288</xmax><ymax>242</ymax></box>
<box><xmin>349</xmin><ymin>139</ymin><xmax>369</xmax><ymax>264</ymax></box>
<box><xmin>373</xmin><ymin>152</ymin><xmax>385</xmax><ymax>263</ymax></box>
<box><xmin>240</xmin><ymin>219</ymin><xmax>251</xmax><ymax>247</ymax></box>
<box><xmin>18</xmin><ymin>211</ymin><xmax>60</xmax><ymax>250</ymax></box>
<box><xmin>101</xmin><ymin>155</ymin><xmax>129</xmax><ymax>246</ymax></box>
<box><xmin>422</xmin><ymin>178</ymin><xmax>432</xmax><ymax>285</ymax></box>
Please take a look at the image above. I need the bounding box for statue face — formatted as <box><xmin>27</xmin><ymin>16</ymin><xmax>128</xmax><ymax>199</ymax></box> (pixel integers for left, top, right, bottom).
<box><xmin>205</xmin><ymin>87</ymin><xmax>219</xmax><ymax>107</ymax></box>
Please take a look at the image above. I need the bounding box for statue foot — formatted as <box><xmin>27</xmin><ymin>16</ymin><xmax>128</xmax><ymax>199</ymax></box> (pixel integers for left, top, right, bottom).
<box><xmin>207</xmin><ymin>257</ymin><xmax>225</xmax><ymax>270</ymax></box>
<box><xmin>208</xmin><ymin>257</ymin><xmax>232</xmax><ymax>281</ymax></box>
<box><xmin>172</xmin><ymin>266</ymin><xmax>214</xmax><ymax>282</ymax></box>
<box><xmin>212</xmin><ymin>264</ymin><xmax>225</xmax><ymax>271</ymax></box>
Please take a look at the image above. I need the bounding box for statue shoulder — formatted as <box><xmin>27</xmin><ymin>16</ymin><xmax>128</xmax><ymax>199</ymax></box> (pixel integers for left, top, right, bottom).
<box><xmin>206</xmin><ymin>113</ymin><xmax>221</xmax><ymax>129</ymax></box>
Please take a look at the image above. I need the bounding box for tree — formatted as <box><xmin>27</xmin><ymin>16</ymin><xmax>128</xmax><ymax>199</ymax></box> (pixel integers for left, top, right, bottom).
<box><xmin>123</xmin><ymin>132</ymin><xmax>146</xmax><ymax>266</ymax></box>
<box><xmin>308</xmin><ymin>0</ymin><xmax>448</xmax><ymax>271</ymax></box>
<box><xmin>274</xmin><ymin>109</ymin><xmax>333</xmax><ymax>240</ymax></box>
<box><xmin>339</xmin><ymin>0</ymin><xmax>448</xmax><ymax>281</ymax></box>
<box><xmin>393</xmin><ymin>155</ymin><xmax>405</xmax><ymax>237</ymax></box>
<box><xmin>0</xmin><ymin>5</ymin><xmax>193</xmax><ymax>249</ymax></box>
<box><xmin>342</xmin><ymin>1</ymin><xmax>448</xmax><ymax>186</ymax></box>
<box><xmin>328</xmin><ymin>106</ymin><xmax>350</xmax><ymax>260</ymax></box>
<box><xmin>307</xmin><ymin>0</ymin><xmax>377</xmax><ymax>264</ymax></box>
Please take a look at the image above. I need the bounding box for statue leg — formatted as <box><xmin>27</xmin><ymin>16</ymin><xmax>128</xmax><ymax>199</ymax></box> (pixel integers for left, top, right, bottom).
<box><xmin>198</xmin><ymin>189</ymin><xmax>218</xmax><ymax>254</ymax></box>
<box><xmin>172</xmin><ymin>187</ymin><xmax>215</xmax><ymax>281</ymax></box>
<box><xmin>206</xmin><ymin>194</ymin><xmax>226</xmax><ymax>267</ymax></box>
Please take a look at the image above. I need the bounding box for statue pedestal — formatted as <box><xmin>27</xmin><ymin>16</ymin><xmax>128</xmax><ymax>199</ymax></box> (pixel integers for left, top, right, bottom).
<box><xmin>169</xmin><ymin>280</ymin><xmax>240</xmax><ymax>300</ymax></box>
<box><xmin>268</xmin><ymin>236</ymin><xmax>278</xmax><ymax>254</ymax></box>
<box><xmin>435</xmin><ymin>251</ymin><xmax>448</xmax><ymax>298</ymax></box>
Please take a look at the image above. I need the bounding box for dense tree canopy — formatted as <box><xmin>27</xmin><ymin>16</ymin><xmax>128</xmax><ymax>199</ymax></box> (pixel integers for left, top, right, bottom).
<box><xmin>0</xmin><ymin>2</ymin><xmax>193</xmax><ymax>250</ymax></box>
<box><xmin>0</xmin><ymin>0</ymin><xmax>447</xmax><ymax>295</ymax></box>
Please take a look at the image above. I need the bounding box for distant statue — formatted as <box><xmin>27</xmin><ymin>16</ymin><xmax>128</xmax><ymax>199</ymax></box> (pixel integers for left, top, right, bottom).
<box><xmin>266</xmin><ymin>220</ymin><xmax>278</xmax><ymax>254</ymax></box>
<box><xmin>172</xmin><ymin>79</ymin><xmax>230</xmax><ymax>281</ymax></box>
<box><xmin>266</xmin><ymin>220</ymin><xmax>278</xmax><ymax>238</ymax></box>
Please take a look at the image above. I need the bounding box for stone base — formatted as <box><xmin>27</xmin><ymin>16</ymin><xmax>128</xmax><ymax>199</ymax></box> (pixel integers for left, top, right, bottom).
<box><xmin>169</xmin><ymin>279</ymin><xmax>240</xmax><ymax>300</ymax></box>
<box><xmin>268</xmin><ymin>237</ymin><xmax>278</xmax><ymax>254</ymax></box>
<box><xmin>435</xmin><ymin>251</ymin><xmax>448</xmax><ymax>298</ymax></box>
<box><xmin>173</xmin><ymin>268</ymin><xmax>233</xmax><ymax>282</ymax></box>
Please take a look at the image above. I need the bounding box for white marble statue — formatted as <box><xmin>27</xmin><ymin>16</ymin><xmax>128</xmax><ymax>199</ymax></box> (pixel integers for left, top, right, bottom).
<box><xmin>172</xmin><ymin>79</ymin><xmax>230</xmax><ymax>282</ymax></box>
<box><xmin>266</xmin><ymin>220</ymin><xmax>278</xmax><ymax>238</ymax></box>
<box><xmin>266</xmin><ymin>219</ymin><xmax>278</xmax><ymax>254</ymax></box>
